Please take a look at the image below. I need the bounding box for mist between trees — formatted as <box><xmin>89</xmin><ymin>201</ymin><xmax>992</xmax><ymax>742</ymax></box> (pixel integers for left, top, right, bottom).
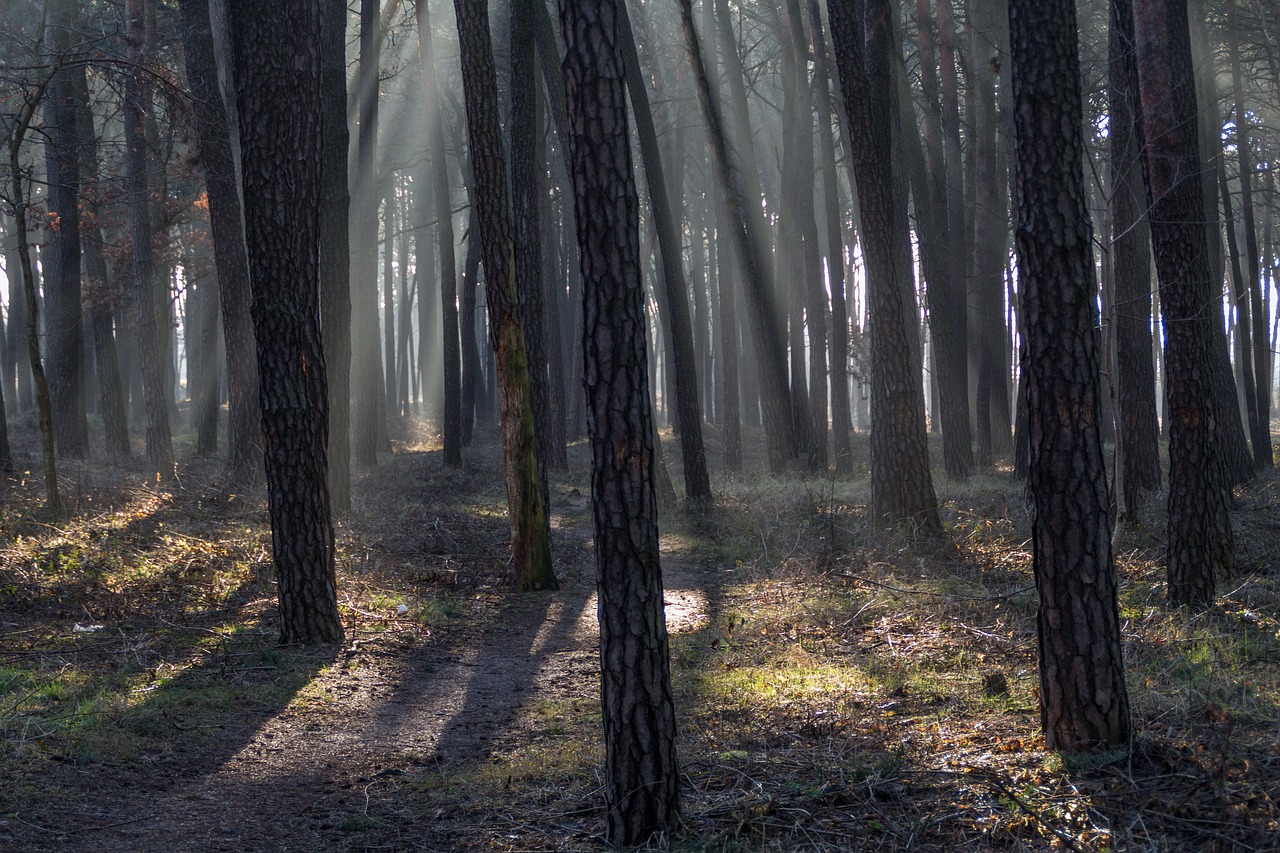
<box><xmin>1</xmin><ymin>0</ymin><xmax>1278</xmax><ymax>846</ymax></box>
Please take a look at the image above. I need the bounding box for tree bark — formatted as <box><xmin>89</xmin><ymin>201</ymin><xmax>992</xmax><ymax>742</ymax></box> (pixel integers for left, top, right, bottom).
<box><xmin>453</xmin><ymin>0</ymin><xmax>556</xmax><ymax>592</ymax></box>
<box><xmin>557</xmin><ymin>1</ymin><xmax>682</xmax><ymax>843</ymax></box>
<box><xmin>1108</xmin><ymin>0</ymin><xmax>1162</xmax><ymax>519</ymax></box>
<box><xmin>1008</xmin><ymin>0</ymin><xmax>1132</xmax><ymax>752</ymax></box>
<box><xmin>1132</xmin><ymin>0</ymin><xmax>1236</xmax><ymax>607</ymax></box>
<box><xmin>227</xmin><ymin>0</ymin><xmax>343</xmax><ymax>645</ymax></box>
<box><xmin>829</xmin><ymin>0</ymin><xmax>941</xmax><ymax>530</ymax></box>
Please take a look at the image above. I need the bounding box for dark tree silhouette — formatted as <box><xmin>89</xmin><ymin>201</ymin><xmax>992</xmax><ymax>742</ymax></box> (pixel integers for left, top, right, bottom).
<box><xmin>1132</xmin><ymin>0</ymin><xmax>1235</xmax><ymax>606</ymax></box>
<box><xmin>453</xmin><ymin>0</ymin><xmax>556</xmax><ymax>592</ymax></box>
<box><xmin>1009</xmin><ymin>0</ymin><xmax>1131</xmax><ymax>752</ymax></box>
<box><xmin>227</xmin><ymin>0</ymin><xmax>343</xmax><ymax>645</ymax></box>
<box><xmin>180</xmin><ymin>0</ymin><xmax>262</xmax><ymax>486</ymax></box>
<box><xmin>828</xmin><ymin>0</ymin><xmax>940</xmax><ymax>531</ymax></box>
<box><xmin>557</xmin><ymin>1</ymin><xmax>681</xmax><ymax>842</ymax></box>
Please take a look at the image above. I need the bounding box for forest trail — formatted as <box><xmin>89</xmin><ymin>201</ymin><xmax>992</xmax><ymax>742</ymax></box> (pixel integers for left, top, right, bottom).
<box><xmin>10</xmin><ymin>496</ymin><xmax>713</xmax><ymax>853</ymax></box>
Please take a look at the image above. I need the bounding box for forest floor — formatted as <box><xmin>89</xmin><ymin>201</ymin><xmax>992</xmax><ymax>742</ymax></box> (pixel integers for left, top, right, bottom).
<box><xmin>1</xmin><ymin>414</ymin><xmax>1278</xmax><ymax>852</ymax></box>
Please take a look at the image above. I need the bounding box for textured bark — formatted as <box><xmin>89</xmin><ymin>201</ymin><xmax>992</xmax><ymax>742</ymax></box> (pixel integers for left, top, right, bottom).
<box><xmin>617</xmin><ymin>1</ymin><xmax>711</xmax><ymax>500</ymax></box>
<box><xmin>454</xmin><ymin>0</ymin><xmax>556</xmax><ymax>592</ymax></box>
<box><xmin>2</xmin><ymin>214</ymin><xmax>32</xmax><ymax>413</ymax></box>
<box><xmin>829</xmin><ymin>0</ymin><xmax>940</xmax><ymax>530</ymax></box>
<box><xmin>510</xmin><ymin>0</ymin><xmax>555</xmax><ymax>502</ymax></box>
<box><xmin>181</xmin><ymin>0</ymin><xmax>263</xmax><ymax>484</ymax></box>
<box><xmin>126</xmin><ymin>0</ymin><xmax>174</xmax><ymax>479</ymax></box>
<box><xmin>1108</xmin><ymin>0</ymin><xmax>1162</xmax><ymax>518</ymax></box>
<box><xmin>1132</xmin><ymin>0</ymin><xmax>1236</xmax><ymax>607</ymax></box>
<box><xmin>1008</xmin><ymin>0</ymin><xmax>1131</xmax><ymax>752</ymax></box>
<box><xmin>416</xmin><ymin>0</ymin><xmax>461</xmax><ymax>466</ymax></box>
<box><xmin>557</xmin><ymin>1</ymin><xmax>681</xmax><ymax>843</ymax></box>
<box><xmin>320</xmin><ymin>0</ymin><xmax>353</xmax><ymax>509</ymax></box>
<box><xmin>43</xmin><ymin>0</ymin><xmax>88</xmax><ymax>459</ymax></box>
<box><xmin>227</xmin><ymin>0</ymin><xmax>343</xmax><ymax>645</ymax></box>
<box><xmin>680</xmin><ymin>0</ymin><xmax>797</xmax><ymax>470</ymax></box>
<box><xmin>459</xmin><ymin>196</ymin><xmax>482</xmax><ymax>445</ymax></box>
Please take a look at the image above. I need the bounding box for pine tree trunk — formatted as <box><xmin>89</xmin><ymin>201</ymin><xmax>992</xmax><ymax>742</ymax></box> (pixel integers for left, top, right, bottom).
<box><xmin>320</xmin><ymin>0</ymin><xmax>353</xmax><ymax>510</ymax></box>
<box><xmin>1132</xmin><ymin>0</ymin><xmax>1236</xmax><ymax>607</ymax></box>
<box><xmin>454</xmin><ymin>0</ymin><xmax>556</xmax><ymax>592</ymax></box>
<box><xmin>829</xmin><ymin>0</ymin><xmax>940</xmax><ymax>530</ymax></box>
<box><xmin>227</xmin><ymin>0</ymin><xmax>343</xmax><ymax>645</ymax></box>
<box><xmin>1009</xmin><ymin>0</ymin><xmax>1131</xmax><ymax>752</ymax></box>
<box><xmin>557</xmin><ymin>1</ymin><xmax>681</xmax><ymax>842</ymax></box>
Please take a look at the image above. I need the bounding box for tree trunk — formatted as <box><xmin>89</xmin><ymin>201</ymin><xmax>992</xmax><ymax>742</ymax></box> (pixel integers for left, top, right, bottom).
<box><xmin>352</xmin><ymin>0</ymin><xmax>385</xmax><ymax>467</ymax></box>
<box><xmin>227</xmin><ymin>0</ymin><xmax>343</xmax><ymax>645</ymax></box>
<box><xmin>617</xmin><ymin>0</ymin><xmax>712</xmax><ymax>500</ymax></box>
<box><xmin>126</xmin><ymin>0</ymin><xmax>174</xmax><ymax>479</ymax></box>
<box><xmin>829</xmin><ymin>0</ymin><xmax>940</xmax><ymax>530</ymax></box>
<box><xmin>1008</xmin><ymin>0</ymin><xmax>1131</xmax><ymax>753</ymax></box>
<box><xmin>680</xmin><ymin>0</ymin><xmax>797</xmax><ymax>470</ymax></box>
<box><xmin>73</xmin><ymin>62</ymin><xmax>131</xmax><ymax>460</ymax></box>
<box><xmin>557</xmin><ymin>1</ymin><xmax>681</xmax><ymax>842</ymax></box>
<box><xmin>416</xmin><ymin>0</ymin><xmax>462</xmax><ymax>466</ymax></box>
<box><xmin>43</xmin><ymin>0</ymin><xmax>88</xmax><ymax>459</ymax></box>
<box><xmin>320</xmin><ymin>0</ymin><xmax>353</xmax><ymax>510</ymax></box>
<box><xmin>1132</xmin><ymin>0</ymin><xmax>1236</xmax><ymax>607</ymax></box>
<box><xmin>453</xmin><ymin>0</ymin><xmax>556</xmax><ymax>592</ymax></box>
<box><xmin>1108</xmin><ymin>0</ymin><xmax>1162</xmax><ymax>520</ymax></box>
<box><xmin>181</xmin><ymin>0</ymin><xmax>263</xmax><ymax>484</ymax></box>
<box><xmin>510</xmin><ymin>0</ymin><xmax>556</xmax><ymax>502</ymax></box>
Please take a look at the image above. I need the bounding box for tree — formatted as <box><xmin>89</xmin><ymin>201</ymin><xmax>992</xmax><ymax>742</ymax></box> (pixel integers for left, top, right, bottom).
<box><xmin>125</xmin><ymin>0</ymin><xmax>174</xmax><ymax>480</ymax></box>
<box><xmin>679</xmin><ymin>0</ymin><xmax>797</xmax><ymax>471</ymax></box>
<box><xmin>1009</xmin><ymin>0</ymin><xmax>1131</xmax><ymax>752</ymax></box>
<box><xmin>556</xmin><ymin>0</ymin><xmax>681</xmax><ymax>842</ymax></box>
<box><xmin>415</xmin><ymin>0</ymin><xmax>461</xmax><ymax>467</ymax></box>
<box><xmin>320</xmin><ymin>0</ymin><xmax>353</xmax><ymax>509</ymax></box>
<box><xmin>1132</xmin><ymin>0</ymin><xmax>1235</xmax><ymax>606</ymax></box>
<box><xmin>828</xmin><ymin>0</ymin><xmax>941</xmax><ymax>531</ymax></box>
<box><xmin>227</xmin><ymin>0</ymin><xmax>343</xmax><ymax>645</ymax></box>
<box><xmin>43</xmin><ymin>0</ymin><xmax>88</xmax><ymax>459</ymax></box>
<box><xmin>1108</xmin><ymin>0</ymin><xmax>1161</xmax><ymax>519</ymax></box>
<box><xmin>6</xmin><ymin>73</ymin><xmax>61</xmax><ymax>516</ymax></box>
<box><xmin>452</xmin><ymin>0</ymin><xmax>557</xmax><ymax>592</ymax></box>
<box><xmin>616</xmin><ymin>0</ymin><xmax>712</xmax><ymax>501</ymax></box>
<box><xmin>179</xmin><ymin>0</ymin><xmax>262</xmax><ymax>485</ymax></box>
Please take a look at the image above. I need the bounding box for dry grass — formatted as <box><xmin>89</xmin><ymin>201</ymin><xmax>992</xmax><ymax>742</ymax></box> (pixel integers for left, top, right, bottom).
<box><xmin>1</xmin><ymin>418</ymin><xmax>1278</xmax><ymax>851</ymax></box>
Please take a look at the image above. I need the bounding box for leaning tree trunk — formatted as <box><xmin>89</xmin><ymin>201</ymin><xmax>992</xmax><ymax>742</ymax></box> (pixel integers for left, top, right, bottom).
<box><xmin>453</xmin><ymin>0</ymin><xmax>557</xmax><ymax>592</ymax></box>
<box><xmin>1132</xmin><ymin>0</ymin><xmax>1236</xmax><ymax>607</ymax></box>
<box><xmin>679</xmin><ymin>0</ymin><xmax>797</xmax><ymax>471</ymax></box>
<box><xmin>617</xmin><ymin>0</ymin><xmax>712</xmax><ymax>500</ymax></box>
<box><xmin>227</xmin><ymin>0</ymin><xmax>343</xmax><ymax>645</ymax></box>
<box><xmin>557</xmin><ymin>1</ymin><xmax>682</xmax><ymax>843</ymax></box>
<box><xmin>1008</xmin><ymin>0</ymin><xmax>1131</xmax><ymax>753</ymax></box>
<box><xmin>828</xmin><ymin>0</ymin><xmax>941</xmax><ymax>531</ymax></box>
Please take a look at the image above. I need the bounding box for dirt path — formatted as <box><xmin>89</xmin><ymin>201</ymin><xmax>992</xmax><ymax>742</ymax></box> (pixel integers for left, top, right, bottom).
<box><xmin>10</xmin><ymin>512</ymin><xmax>711</xmax><ymax>853</ymax></box>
